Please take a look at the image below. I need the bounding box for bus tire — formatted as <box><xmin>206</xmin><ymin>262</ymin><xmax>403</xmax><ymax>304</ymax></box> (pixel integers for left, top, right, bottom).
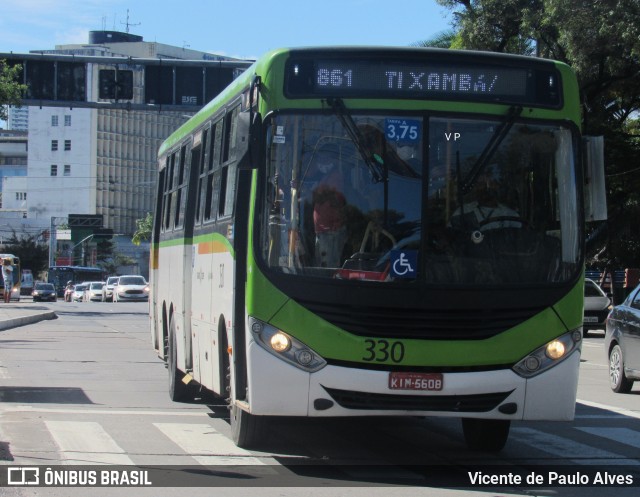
<box><xmin>168</xmin><ymin>315</ymin><xmax>191</xmax><ymax>402</ymax></box>
<box><xmin>230</xmin><ymin>403</ymin><xmax>264</xmax><ymax>449</ymax></box>
<box><xmin>461</xmin><ymin>418</ymin><xmax>510</xmax><ymax>452</ymax></box>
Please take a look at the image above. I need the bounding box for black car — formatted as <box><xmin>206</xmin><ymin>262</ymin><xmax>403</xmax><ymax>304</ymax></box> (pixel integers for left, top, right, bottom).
<box><xmin>604</xmin><ymin>283</ymin><xmax>640</xmax><ymax>393</ymax></box>
<box><xmin>32</xmin><ymin>282</ymin><xmax>57</xmax><ymax>302</ymax></box>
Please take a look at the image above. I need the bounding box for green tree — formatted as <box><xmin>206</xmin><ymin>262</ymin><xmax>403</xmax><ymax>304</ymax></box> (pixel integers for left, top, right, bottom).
<box><xmin>99</xmin><ymin>253</ymin><xmax>137</xmax><ymax>276</ymax></box>
<box><xmin>435</xmin><ymin>0</ymin><xmax>640</xmax><ymax>268</ymax></box>
<box><xmin>1</xmin><ymin>232</ymin><xmax>49</xmax><ymax>275</ymax></box>
<box><xmin>96</xmin><ymin>237</ymin><xmax>116</xmax><ymax>267</ymax></box>
<box><xmin>412</xmin><ymin>29</ymin><xmax>459</xmax><ymax>49</ymax></box>
<box><xmin>132</xmin><ymin>212</ymin><xmax>153</xmax><ymax>245</ymax></box>
<box><xmin>0</xmin><ymin>59</ymin><xmax>27</xmax><ymax>121</ymax></box>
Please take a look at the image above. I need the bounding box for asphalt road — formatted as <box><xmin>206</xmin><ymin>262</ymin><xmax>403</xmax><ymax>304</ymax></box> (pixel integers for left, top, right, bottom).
<box><xmin>0</xmin><ymin>301</ymin><xmax>638</xmax><ymax>496</ymax></box>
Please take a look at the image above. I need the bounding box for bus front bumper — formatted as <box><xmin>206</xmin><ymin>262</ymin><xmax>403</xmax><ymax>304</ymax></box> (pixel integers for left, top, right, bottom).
<box><xmin>245</xmin><ymin>340</ymin><xmax>580</xmax><ymax>421</ymax></box>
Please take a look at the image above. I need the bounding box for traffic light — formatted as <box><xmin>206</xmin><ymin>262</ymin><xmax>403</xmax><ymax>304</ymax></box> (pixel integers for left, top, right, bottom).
<box><xmin>98</xmin><ymin>69</ymin><xmax>133</xmax><ymax>100</ymax></box>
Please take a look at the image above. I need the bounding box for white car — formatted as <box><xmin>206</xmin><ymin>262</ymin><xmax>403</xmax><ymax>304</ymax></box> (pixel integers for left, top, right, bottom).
<box><xmin>71</xmin><ymin>284</ymin><xmax>88</xmax><ymax>302</ymax></box>
<box><xmin>102</xmin><ymin>276</ymin><xmax>120</xmax><ymax>302</ymax></box>
<box><xmin>583</xmin><ymin>278</ymin><xmax>612</xmax><ymax>336</ymax></box>
<box><xmin>113</xmin><ymin>275</ymin><xmax>149</xmax><ymax>302</ymax></box>
<box><xmin>84</xmin><ymin>281</ymin><xmax>105</xmax><ymax>302</ymax></box>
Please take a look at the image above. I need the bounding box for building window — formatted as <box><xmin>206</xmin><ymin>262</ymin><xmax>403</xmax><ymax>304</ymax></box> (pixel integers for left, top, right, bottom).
<box><xmin>64</xmin><ymin>115</ymin><xmax>71</xmax><ymax>126</ymax></box>
<box><xmin>51</xmin><ymin>115</ymin><xmax>59</xmax><ymax>126</ymax></box>
<box><xmin>51</xmin><ymin>165</ymin><xmax>58</xmax><ymax>176</ymax></box>
<box><xmin>51</xmin><ymin>140</ymin><xmax>58</xmax><ymax>151</ymax></box>
<box><xmin>15</xmin><ymin>192</ymin><xmax>27</xmax><ymax>201</ymax></box>
<box><xmin>64</xmin><ymin>164</ymin><xmax>71</xmax><ymax>176</ymax></box>
<box><xmin>64</xmin><ymin>140</ymin><xmax>71</xmax><ymax>151</ymax></box>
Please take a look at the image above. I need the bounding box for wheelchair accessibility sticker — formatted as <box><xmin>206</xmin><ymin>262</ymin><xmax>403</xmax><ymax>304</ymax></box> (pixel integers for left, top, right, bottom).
<box><xmin>390</xmin><ymin>250</ymin><xmax>417</xmax><ymax>279</ymax></box>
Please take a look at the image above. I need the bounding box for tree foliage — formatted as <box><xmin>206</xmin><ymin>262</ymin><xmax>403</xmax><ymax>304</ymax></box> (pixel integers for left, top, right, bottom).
<box><xmin>435</xmin><ymin>0</ymin><xmax>640</xmax><ymax>268</ymax></box>
<box><xmin>1</xmin><ymin>233</ymin><xmax>49</xmax><ymax>276</ymax></box>
<box><xmin>0</xmin><ymin>59</ymin><xmax>27</xmax><ymax>121</ymax></box>
<box><xmin>132</xmin><ymin>212</ymin><xmax>153</xmax><ymax>246</ymax></box>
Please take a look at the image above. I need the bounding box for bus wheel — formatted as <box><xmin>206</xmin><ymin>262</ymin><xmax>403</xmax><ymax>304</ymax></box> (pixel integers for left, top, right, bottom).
<box><xmin>609</xmin><ymin>344</ymin><xmax>634</xmax><ymax>393</ymax></box>
<box><xmin>167</xmin><ymin>316</ymin><xmax>190</xmax><ymax>402</ymax></box>
<box><xmin>230</xmin><ymin>403</ymin><xmax>264</xmax><ymax>449</ymax></box>
<box><xmin>225</xmin><ymin>348</ymin><xmax>264</xmax><ymax>448</ymax></box>
<box><xmin>461</xmin><ymin>418</ymin><xmax>510</xmax><ymax>452</ymax></box>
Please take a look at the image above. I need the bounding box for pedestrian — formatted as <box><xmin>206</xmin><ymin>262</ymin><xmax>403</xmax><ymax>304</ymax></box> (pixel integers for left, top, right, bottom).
<box><xmin>2</xmin><ymin>258</ymin><xmax>14</xmax><ymax>303</ymax></box>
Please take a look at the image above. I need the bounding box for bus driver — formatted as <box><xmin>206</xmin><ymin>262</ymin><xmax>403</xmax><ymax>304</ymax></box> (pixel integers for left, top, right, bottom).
<box><xmin>450</xmin><ymin>165</ymin><xmax>522</xmax><ymax>232</ymax></box>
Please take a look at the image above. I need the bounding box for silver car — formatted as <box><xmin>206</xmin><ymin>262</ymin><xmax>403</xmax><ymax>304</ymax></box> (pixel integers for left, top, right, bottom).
<box><xmin>583</xmin><ymin>278</ymin><xmax>611</xmax><ymax>336</ymax></box>
<box><xmin>71</xmin><ymin>284</ymin><xmax>88</xmax><ymax>302</ymax></box>
<box><xmin>605</xmin><ymin>283</ymin><xmax>640</xmax><ymax>393</ymax></box>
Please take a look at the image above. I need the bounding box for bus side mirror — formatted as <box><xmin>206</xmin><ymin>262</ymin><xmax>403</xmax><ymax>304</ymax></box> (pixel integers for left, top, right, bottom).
<box><xmin>583</xmin><ymin>135</ymin><xmax>607</xmax><ymax>222</ymax></box>
<box><xmin>237</xmin><ymin>110</ymin><xmax>262</xmax><ymax>170</ymax></box>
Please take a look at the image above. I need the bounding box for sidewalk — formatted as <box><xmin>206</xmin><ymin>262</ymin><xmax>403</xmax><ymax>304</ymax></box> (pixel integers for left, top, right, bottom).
<box><xmin>0</xmin><ymin>300</ymin><xmax>57</xmax><ymax>331</ymax></box>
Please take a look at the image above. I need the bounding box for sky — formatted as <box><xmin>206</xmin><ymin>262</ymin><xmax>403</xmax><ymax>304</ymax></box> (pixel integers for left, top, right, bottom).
<box><xmin>0</xmin><ymin>0</ymin><xmax>452</xmax><ymax>60</ymax></box>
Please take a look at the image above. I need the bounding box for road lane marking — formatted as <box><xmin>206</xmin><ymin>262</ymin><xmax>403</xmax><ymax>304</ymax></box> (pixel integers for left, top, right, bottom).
<box><xmin>45</xmin><ymin>420</ymin><xmax>135</xmax><ymax>465</ymax></box>
<box><xmin>153</xmin><ymin>422</ymin><xmax>269</xmax><ymax>466</ymax></box>
<box><xmin>577</xmin><ymin>399</ymin><xmax>640</xmax><ymax>419</ymax></box>
<box><xmin>510</xmin><ymin>427</ymin><xmax>636</xmax><ymax>465</ymax></box>
<box><xmin>0</xmin><ymin>406</ymin><xmax>210</xmax><ymax>416</ymax></box>
<box><xmin>577</xmin><ymin>427</ymin><xmax>640</xmax><ymax>450</ymax></box>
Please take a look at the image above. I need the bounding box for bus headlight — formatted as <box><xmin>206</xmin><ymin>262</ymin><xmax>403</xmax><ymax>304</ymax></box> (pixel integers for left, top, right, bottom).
<box><xmin>513</xmin><ymin>330</ymin><xmax>581</xmax><ymax>378</ymax></box>
<box><xmin>249</xmin><ymin>317</ymin><xmax>327</xmax><ymax>372</ymax></box>
<box><xmin>269</xmin><ymin>332</ymin><xmax>291</xmax><ymax>352</ymax></box>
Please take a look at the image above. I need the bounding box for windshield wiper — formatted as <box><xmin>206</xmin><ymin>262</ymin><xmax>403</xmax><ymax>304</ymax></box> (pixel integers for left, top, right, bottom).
<box><xmin>326</xmin><ymin>97</ymin><xmax>385</xmax><ymax>183</ymax></box>
<box><xmin>461</xmin><ymin>105</ymin><xmax>522</xmax><ymax>194</ymax></box>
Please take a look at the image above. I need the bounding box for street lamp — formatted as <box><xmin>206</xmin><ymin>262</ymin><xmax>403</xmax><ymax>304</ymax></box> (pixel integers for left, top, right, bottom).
<box><xmin>72</xmin><ymin>234</ymin><xmax>95</xmax><ymax>266</ymax></box>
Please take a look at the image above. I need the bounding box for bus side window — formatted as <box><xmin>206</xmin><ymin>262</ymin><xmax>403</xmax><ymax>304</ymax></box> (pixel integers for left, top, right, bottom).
<box><xmin>204</xmin><ymin>119</ymin><xmax>223</xmax><ymax>222</ymax></box>
<box><xmin>153</xmin><ymin>168</ymin><xmax>165</xmax><ymax>241</ymax></box>
<box><xmin>161</xmin><ymin>154</ymin><xmax>174</xmax><ymax>232</ymax></box>
<box><xmin>195</xmin><ymin>126</ymin><xmax>210</xmax><ymax>225</ymax></box>
<box><xmin>174</xmin><ymin>143</ymin><xmax>190</xmax><ymax>230</ymax></box>
<box><xmin>219</xmin><ymin>105</ymin><xmax>239</xmax><ymax>219</ymax></box>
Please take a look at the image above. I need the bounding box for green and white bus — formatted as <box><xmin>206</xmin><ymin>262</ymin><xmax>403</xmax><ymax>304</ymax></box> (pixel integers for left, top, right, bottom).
<box><xmin>150</xmin><ymin>47</ymin><xmax>605</xmax><ymax>451</ymax></box>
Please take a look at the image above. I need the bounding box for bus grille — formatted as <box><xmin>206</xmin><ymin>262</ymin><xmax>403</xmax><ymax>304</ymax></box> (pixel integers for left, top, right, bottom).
<box><xmin>298</xmin><ymin>300</ymin><xmax>543</xmax><ymax>339</ymax></box>
<box><xmin>322</xmin><ymin>386</ymin><xmax>513</xmax><ymax>412</ymax></box>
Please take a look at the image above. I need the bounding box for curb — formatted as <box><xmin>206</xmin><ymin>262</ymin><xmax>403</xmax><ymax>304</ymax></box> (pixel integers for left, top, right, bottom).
<box><xmin>0</xmin><ymin>311</ymin><xmax>58</xmax><ymax>331</ymax></box>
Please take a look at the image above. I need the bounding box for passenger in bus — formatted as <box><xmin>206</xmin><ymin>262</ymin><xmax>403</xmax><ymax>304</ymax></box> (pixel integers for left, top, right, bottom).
<box><xmin>309</xmin><ymin>143</ymin><xmax>348</xmax><ymax>268</ymax></box>
<box><xmin>450</xmin><ymin>165</ymin><xmax>522</xmax><ymax>232</ymax></box>
<box><xmin>2</xmin><ymin>258</ymin><xmax>13</xmax><ymax>303</ymax></box>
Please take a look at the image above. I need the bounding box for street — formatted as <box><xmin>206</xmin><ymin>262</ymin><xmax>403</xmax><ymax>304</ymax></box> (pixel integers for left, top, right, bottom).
<box><xmin>0</xmin><ymin>300</ymin><xmax>638</xmax><ymax>496</ymax></box>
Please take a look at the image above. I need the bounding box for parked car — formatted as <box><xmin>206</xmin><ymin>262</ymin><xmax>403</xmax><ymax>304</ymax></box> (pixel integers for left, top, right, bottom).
<box><xmin>71</xmin><ymin>283</ymin><xmax>88</xmax><ymax>302</ymax></box>
<box><xmin>32</xmin><ymin>282</ymin><xmax>57</xmax><ymax>302</ymax></box>
<box><xmin>101</xmin><ymin>276</ymin><xmax>120</xmax><ymax>302</ymax></box>
<box><xmin>113</xmin><ymin>275</ymin><xmax>149</xmax><ymax>302</ymax></box>
<box><xmin>583</xmin><ymin>278</ymin><xmax>612</xmax><ymax>336</ymax></box>
<box><xmin>604</xmin><ymin>283</ymin><xmax>640</xmax><ymax>393</ymax></box>
<box><xmin>84</xmin><ymin>281</ymin><xmax>105</xmax><ymax>302</ymax></box>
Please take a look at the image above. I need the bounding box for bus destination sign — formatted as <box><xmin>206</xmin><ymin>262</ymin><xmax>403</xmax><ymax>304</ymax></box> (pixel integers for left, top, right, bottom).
<box><xmin>285</xmin><ymin>57</ymin><xmax>561</xmax><ymax>106</ymax></box>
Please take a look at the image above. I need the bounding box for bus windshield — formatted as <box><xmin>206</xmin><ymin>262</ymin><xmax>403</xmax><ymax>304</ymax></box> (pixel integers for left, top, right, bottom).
<box><xmin>259</xmin><ymin>113</ymin><xmax>581</xmax><ymax>285</ymax></box>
